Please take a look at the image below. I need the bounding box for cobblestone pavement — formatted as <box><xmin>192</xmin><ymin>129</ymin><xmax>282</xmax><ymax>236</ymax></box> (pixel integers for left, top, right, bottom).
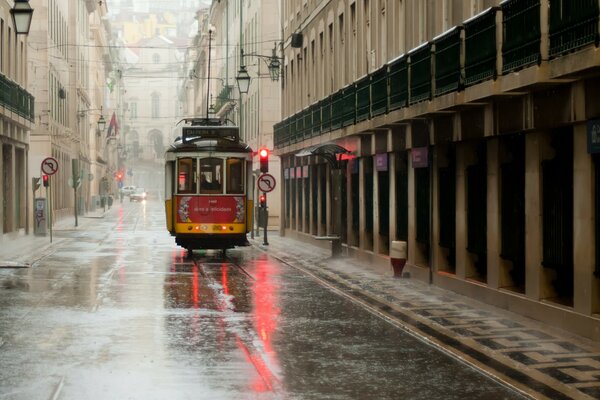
<box><xmin>2</xmin><ymin>214</ymin><xmax>599</xmax><ymax>400</ymax></box>
<box><xmin>250</xmin><ymin>234</ymin><xmax>600</xmax><ymax>400</ymax></box>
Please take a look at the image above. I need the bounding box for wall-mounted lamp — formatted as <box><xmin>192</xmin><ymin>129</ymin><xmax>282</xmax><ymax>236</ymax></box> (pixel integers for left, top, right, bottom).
<box><xmin>236</xmin><ymin>64</ymin><xmax>251</xmax><ymax>94</ymax></box>
<box><xmin>11</xmin><ymin>0</ymin><xmax>34</xmax><ymax>35</ymax></box>
<box><xmin>79</xmin><ymin>107</ymin><xmax>107</xmax><ymax>134</ymax></box>
<box><xmin>236</xmin><ymin>43</ymin><xmax>283</xmax><ymax>94</ymax></box>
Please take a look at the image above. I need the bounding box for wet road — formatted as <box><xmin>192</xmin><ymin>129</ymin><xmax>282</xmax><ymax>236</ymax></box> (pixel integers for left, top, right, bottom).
<box><xmin>0</xmin><ymin>200</ymin><xmax>526</xmax><ymax>399</ymax></box>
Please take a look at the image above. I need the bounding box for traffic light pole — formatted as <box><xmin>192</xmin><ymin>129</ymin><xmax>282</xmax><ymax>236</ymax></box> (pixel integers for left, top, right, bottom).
<box><xmin>263</xmin><ymin>191</ymin><xmax>268</xmax><ymax>245</ymax></box>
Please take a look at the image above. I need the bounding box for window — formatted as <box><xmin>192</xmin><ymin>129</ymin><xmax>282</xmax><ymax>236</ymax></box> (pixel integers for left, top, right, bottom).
<box><xmin>130</xmin><ymin>102</ymin><xmax>138</xmax><ymax>118</ymax></box>
<box><xmin>177</xmin><ymin>158</ymin><xmax>197</xmax><ymax>194</ymax></box>
<box><xmin>226</xmin><ymin>158</ymin><xmax>245</xmax><ymax>194</ymax></box>
<box><xmin>153</xmin><ymin>53</ymin><xmax>160</xmax><ymax>63</ymax></box>
<box><xmin>200</xmin><ymin>157</ymin><xmax>223</xmax><ymax>194</ymax></box>
<box><xmin>151</xmin><ymin>93</ymin><xmax>160</xmax><ymax>118</ymax></box>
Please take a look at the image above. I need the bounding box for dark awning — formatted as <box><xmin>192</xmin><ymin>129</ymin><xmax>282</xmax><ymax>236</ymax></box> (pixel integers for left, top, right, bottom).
<box><xmin>295</xmin><ymin>143</ymin><xmax>351</xmax><ymax>169</ymax></box>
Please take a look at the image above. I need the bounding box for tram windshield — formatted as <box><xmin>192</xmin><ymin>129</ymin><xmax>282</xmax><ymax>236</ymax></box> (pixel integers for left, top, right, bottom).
<box><xmin>200</xmin><ymin>157</ymin><xmax>223</xmax><ymax>194</ymax></box>
<box><xmin>226</xmin><ymin>158</ymin><xmax>245</xmax><ymax>194</ymax></box>
<box><xmin>177</xmin><ymin>158</ymin><xmax>197</xmax><ymax>194</ymax></box>
<box><xmin>176</xmin><ymin>156</ymin><xmax>245</xmax><ymax>195</ymax></box>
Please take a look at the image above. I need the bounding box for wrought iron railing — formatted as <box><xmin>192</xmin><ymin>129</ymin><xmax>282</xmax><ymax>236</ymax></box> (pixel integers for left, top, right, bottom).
<box><xmin>434</xmin><ymin>27</ymin><xmax>463</xmax><ymax>96</ymax></box>
<box><xmin>502</xmin><ymin>0</ymin><xmax>541</xmax><ymax>73</ymax></box>
<box><xmin>549</xmin><ymin>0</ymin><xmax>599</xmax><ymax>57</ymax></box>
<box><xmin>464</xmin><ymin>7</ymin><xmax>498</xmax><ymax>86</ymax></box>
<box><xmin>0</xmin><ymin>73</ymin><xmax>35</xmax><ymax>121</ymax></box>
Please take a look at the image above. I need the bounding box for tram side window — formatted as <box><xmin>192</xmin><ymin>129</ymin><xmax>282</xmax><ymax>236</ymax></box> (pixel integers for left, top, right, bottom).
<box><xmin>200</xmin><ymin>157</ymin><xmax>223</xmax><ymax>194</ymax></box>
<box><xmin>226</xmin><ymin>158</ymin><xmax>245</xmax><ymax>194</ymax></box>
<box><xmin>178</xmin><ymin>158</ymin><xmax>197</xmax><ymax>194</ymax></box>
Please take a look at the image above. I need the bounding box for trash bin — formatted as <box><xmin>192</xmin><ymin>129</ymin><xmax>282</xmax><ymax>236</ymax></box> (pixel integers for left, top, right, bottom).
<box><xmin>390</xmin><ymin>241</ymin><xmax>407</xmax><ymax>277</ymax></box>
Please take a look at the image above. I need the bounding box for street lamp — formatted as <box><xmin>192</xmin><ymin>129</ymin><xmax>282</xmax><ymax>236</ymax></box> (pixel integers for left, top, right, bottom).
<box><xmin>97</xmin><ymin>114</ymin><xmax>106</xmax><ymax>133</ymax></box>
<box><xmin>236</xmin><ymin>64</ymin><xmax>251</xmax><ymax>94</ymax></box>
<box><xmin>268</xmin><ymin>48</ymin><xmax>282</xmax><ymax>82</ymax></box>
<box><xmin>11</xmin><ymin>0</ymin><xmax>34</xmax><ymax>35</ymax></box>
<box><xmin>236</xmin><ymin>43</ymin><xmax>283</xmax><ymax>93</ymax></box>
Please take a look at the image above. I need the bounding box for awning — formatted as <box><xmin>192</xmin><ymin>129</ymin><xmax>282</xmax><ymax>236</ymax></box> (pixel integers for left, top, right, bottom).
<box><xmin>295</xmin><ymin>143</ymin><xmax>351</xmax><ymax>169</ymax></box>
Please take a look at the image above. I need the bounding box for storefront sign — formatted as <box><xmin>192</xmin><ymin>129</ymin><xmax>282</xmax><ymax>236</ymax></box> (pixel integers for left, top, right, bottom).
<box><xmin>411</xmin><ymin>147</ymin><xmax>429</xmax><ymax>168</ymax></box>
<box><xmin>302</xmin><ymin>165</ymin><xmax>309</xmax><ymax>178</ymax></box>
<box><xmin>375</xmin><ymin>153</ymin><xmax>388</xmax><ymax>171</ymax></box>
<box><xmin>296</xmin><ymin>166</ymin><xmax>302</xmax><ymax>178</ymax></box>
<box><xmin>588</xmin><ymin>119</ymin><xmax>600</xmax><ymax>154</ymax></box>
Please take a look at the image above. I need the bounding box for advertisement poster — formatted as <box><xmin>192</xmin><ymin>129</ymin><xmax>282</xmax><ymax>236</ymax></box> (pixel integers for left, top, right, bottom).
<box><xmin>177</xmin><ymin>196</ymin><xmax>245</xmax><ymax>223</ymax></box>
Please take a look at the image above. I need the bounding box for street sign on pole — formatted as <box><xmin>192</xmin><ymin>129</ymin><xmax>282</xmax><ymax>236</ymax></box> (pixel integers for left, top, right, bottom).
<box><xmin>41</xmin><ymin>157</ymin><xmax>59</xmax><ymax>175</ymax></box>
<box><xmin>257</xmin><ymin>173</ymin><xmax>276</xmax><ymax>193</ymax></box>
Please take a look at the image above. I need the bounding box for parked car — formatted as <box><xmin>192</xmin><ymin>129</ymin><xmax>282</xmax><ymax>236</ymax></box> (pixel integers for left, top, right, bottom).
<box><xmin>129</xmin><ymin>188</ymin><xmax>147</xmax><ymax>202</ymax></box>
<box><xmin>120</xmin><ymin>185</ymin><xmax>137</xmax><ymax>196</ymax></box>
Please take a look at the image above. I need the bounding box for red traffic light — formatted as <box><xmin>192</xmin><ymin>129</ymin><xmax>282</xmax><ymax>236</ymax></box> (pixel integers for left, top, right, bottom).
<box><xmin>116</xmin><ymin>172</ymin><xmax>123</xmax><ymax>180</ymax></box>
<box><xmin>42</xmin><ymin>175</ymin><xmax>49</xmax><ymax>187</ymax></box>
<box><xmin>259</xmin><ymin>194</ymin><xmax>266</xmax><ymax>207</ymax></box>
<box><xmin>259</xmin><ymin>148</ymin><xmax>269</xmax><ymax>173</ymax></box>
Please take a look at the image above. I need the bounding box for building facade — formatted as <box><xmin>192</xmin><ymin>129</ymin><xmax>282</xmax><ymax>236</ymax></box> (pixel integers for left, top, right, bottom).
<box><xmin>187</xmin><ymin>0</ymin><xmax>282</xmax><ymax>228</ymax></box>
<box><xmin>276</xmin><ymin>0</ymin><xmax>600</xmax><ymax>341</ymax></box>
<box><xmin>0</xmin><ymin>0</ymin><xmax>35</xmax><ymax>238</ymax></box>
<box><xmin>28</xmin><ymin>0</ymin><xmax>118</xmax><ymax>224</ymax></box>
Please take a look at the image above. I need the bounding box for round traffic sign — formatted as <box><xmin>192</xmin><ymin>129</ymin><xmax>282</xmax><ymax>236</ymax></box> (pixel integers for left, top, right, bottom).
<box><xmin>257</xmin><ymin>173</ymin><xmax>276</xmax><ymax>193</ymax></box>
<box><xmin>41</xmin><ymin>157</ymin><xmax>59</xmax><ymax>175</ymax></box>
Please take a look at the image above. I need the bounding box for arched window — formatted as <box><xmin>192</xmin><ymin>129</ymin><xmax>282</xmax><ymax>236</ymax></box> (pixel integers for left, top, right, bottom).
<box><xmin>151</xmin><ymin>93</ymin><xmax>160</xmax><ymax>118</ymax></box>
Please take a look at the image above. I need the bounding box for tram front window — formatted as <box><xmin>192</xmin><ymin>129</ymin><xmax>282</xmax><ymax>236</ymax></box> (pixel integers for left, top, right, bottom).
<box><xmin>226</xmin><ymin>158</ymin><xmax>244</xmax><ymax>194</ymax></box>
<box><xmin>200</xmin><ymin>157</ymin><xmax>223</xmax><ymax>194</ymax></box>
<box><xmin>178</xmin><ymin>158</ymin><xmax>197</xmax><ymax>194</ymax></box>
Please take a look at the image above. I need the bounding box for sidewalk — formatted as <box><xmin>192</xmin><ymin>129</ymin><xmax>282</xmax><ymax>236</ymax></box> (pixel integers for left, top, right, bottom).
<box><xmin>0</xmin><ymin>208</ymin><xmax>110</xmax><ymax>267</ymax></box>
<box><xmin>250</xmin><ymin>233</ymin><xmax>600</xmax><ymax>400</ymax></box>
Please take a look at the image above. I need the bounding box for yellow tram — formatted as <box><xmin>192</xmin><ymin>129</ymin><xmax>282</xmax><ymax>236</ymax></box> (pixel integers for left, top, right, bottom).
<box><xmin>164</xmin><ymin>118</ymin><xmax>254</xmax><ymax>251</ymax></box>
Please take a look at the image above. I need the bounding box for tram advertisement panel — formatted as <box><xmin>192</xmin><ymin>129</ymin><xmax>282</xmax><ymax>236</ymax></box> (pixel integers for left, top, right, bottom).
<box><xmin>176</xmin><ymin>196</ymin><xmax>245</xmax><ymax>223</ymax></box>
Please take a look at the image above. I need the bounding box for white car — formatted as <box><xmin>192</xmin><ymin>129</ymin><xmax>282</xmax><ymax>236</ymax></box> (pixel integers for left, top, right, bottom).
<box><xmin>129</xmin><ymin>188</ymin><xmax>147</xmax><ymax>202</ymax></box>
<box><xmin>120</xmin><ymin>186</ymin><xmax>137</xmax><ymax>196</ymax></box>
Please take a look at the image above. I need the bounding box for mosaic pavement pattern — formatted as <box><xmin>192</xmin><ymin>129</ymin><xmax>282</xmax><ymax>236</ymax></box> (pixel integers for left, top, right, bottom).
<box><xmin>254</xmin><ymin>236</ymin><xmax>600</xmax><ymax>400</ymax></box>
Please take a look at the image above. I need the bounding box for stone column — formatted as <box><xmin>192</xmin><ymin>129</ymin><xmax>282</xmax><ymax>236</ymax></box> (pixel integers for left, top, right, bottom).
<box><xmin>487</xmin><ymin>138</ymin><xmax>501</xmax><ymax>289</ymax></box>
<box><xmin>525</xmin><ymin>132</ymin><xmax>543</xmax><ymax>300</ymax></box>
<box><xmin>573</xmin><ymin>123</ymin><xmax>596</xmax><ymax>315</ymax></box>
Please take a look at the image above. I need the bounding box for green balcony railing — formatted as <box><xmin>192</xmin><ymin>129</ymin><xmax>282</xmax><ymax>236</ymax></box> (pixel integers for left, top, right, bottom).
<box><xmin>303</xmin><ymin>108</ymin><xmax>312</xmax><ymax>139</ymax></box>
<box><xmin>331</xmin><ymin>91</ymin><xmax>344</xmax><ymax>130</ymax></box>
<box><xmin>321</xmin><ymin>96</ymin><xmax>332</xmax><ymax>133</ymax></box>
<box><xmin>464</xmin><ymin>7</ymin><xmax>498</xmax><ymax>86</ymax></box>
<box><xmin>371</xmin><ymin>67</ymin><xmax>387</xmax><ymax>117</ymax></box>
<box><xmin>434</xmin><ymin>27</ymin><xmax>463</xmax><ymax>96</ymax></box>
<box><xmin>214</xmin><ymin>85</ymin><xmax>233</xmax><ymax>112</ymax></box>
<box><xmin>311</xmin><ymin>101</ymin><xmax>322</xmax><ymax>137</ymax></box>
<box><xmin>0</xmin><ymin>73</ymin><xmax>35</xmax><ymax>122</ymax></box>
<box><xmin>502</xmin><ymin>0</ymin><xmax>541</xmax><ymax>73</ymax></box>
<box><xmin>549</xmin><ymin>0</ymin><xmax>599</xmax><ymax>57</ymax></box>
<box><xmin>343</xmin><ymin>84</ymin><xmax>357</xmax><ymax>127</ymax></box>
<box><xmin>389</xmin><ymin>55</ymin><xmax>408</xmax><ymax>110</ymax></box>
<box><xmin>356</xmin><ymin>76</ymin><xmax>370</xmax><ymax>122</ymax></box>
<box><xmin>409</xmin><ymin>43</ymin><xmax>432</xmax><ymax>104</ymax></box>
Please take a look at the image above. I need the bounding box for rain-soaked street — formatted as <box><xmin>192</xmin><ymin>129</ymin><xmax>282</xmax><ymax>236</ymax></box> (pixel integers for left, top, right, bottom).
<box><xmin>0</xmin><ymin>199</ymin><xmax>525</xmax><ymax>400</ymax></box>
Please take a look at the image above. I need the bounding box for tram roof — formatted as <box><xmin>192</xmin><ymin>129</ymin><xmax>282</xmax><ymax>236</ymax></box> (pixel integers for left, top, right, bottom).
<box><xmin>167</xmin><ymin>119</ymin><xmax>252</xmax><ymax>153</ymax></box>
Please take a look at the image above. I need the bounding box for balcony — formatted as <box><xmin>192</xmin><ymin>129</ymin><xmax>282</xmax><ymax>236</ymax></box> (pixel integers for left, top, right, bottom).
<box><xmin>0</xmin><ymin>73</ymin><xmax>34</xmax><ymax>122</ymax></box>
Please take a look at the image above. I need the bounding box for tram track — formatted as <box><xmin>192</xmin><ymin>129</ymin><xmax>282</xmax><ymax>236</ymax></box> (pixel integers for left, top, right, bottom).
<box><xmin>188</xmin><ymin>253</ymin><xmax>281</xmax><ymax>394</ymax></box>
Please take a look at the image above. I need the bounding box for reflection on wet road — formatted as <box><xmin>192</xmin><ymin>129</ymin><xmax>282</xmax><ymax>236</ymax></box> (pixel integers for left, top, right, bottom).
<box><xmin>0</xmin><ymin>200</ymin><xmax>525</xmax><ymax>399</ymax></box>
